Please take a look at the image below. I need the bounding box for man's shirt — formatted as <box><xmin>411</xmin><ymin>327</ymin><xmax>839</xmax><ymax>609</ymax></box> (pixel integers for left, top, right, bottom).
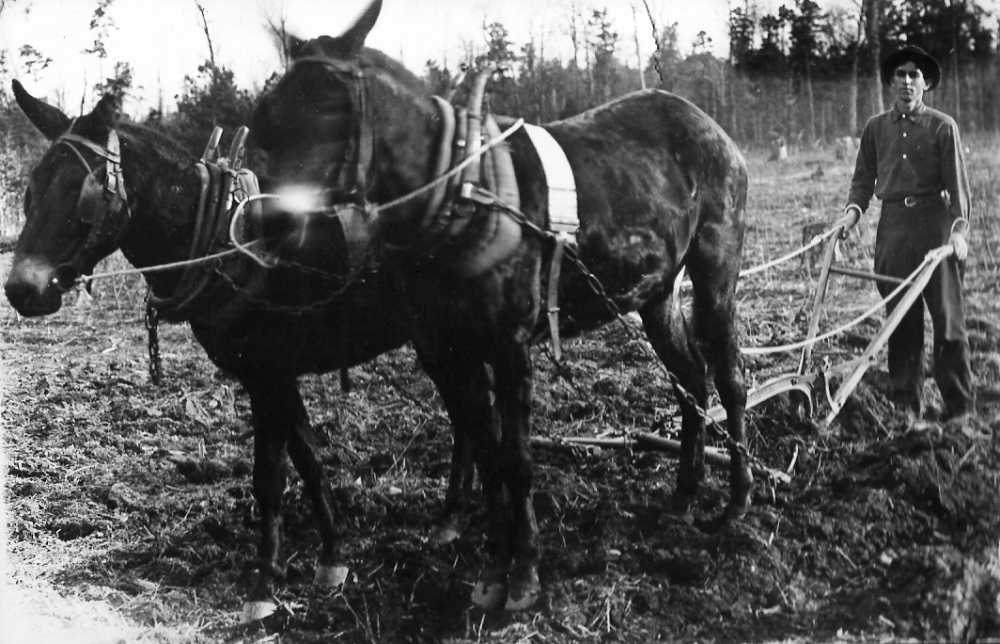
<box><xmin>848</xmin><ymin>101</ymin><xmax>971</xmax><ymax>222</ymax></box>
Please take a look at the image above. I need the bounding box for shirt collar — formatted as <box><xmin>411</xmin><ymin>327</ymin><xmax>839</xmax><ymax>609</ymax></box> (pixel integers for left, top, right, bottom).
<box><xmin>892</xmin><ymin>101</ymin><xmax>928</xmax><ymax>123</ymax></box>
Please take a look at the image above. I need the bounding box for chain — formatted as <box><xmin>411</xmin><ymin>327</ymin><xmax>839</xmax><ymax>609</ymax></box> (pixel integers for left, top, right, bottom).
<box><xmin>208</xmin><ymin>258</ymin><xmax>377</xmax><ymax>315</ymax></box>
<box><xmin>486</xmin><ymin>199</ymin><xmax>754</xmax><ymax>465</ymax></box>
<box><xmin>144</xmin><ymin>290</ymin><xmax>163</xmax><ymax>385</ymax></box>
<box><xmin>558</xmin><ymin>242</ymin><xmax>749</xmax><ymax>456</ymax></box>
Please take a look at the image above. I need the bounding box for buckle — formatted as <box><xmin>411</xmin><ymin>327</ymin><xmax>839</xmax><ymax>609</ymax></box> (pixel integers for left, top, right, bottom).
<box><xmin>903</xmin><ymin>195</ymin><xmax>918</xmax><ymax>207</ymax></box>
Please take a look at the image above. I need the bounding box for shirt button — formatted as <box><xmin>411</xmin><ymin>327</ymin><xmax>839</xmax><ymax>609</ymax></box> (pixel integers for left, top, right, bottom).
<box><xmin>903</xmin><ymin>132</ymin><xmax>908</xmax><ymax>137</ymax></box>
<box><xmin>902</xmin><ymin>153</ymin><xmax>908</xmax><ymax>159</ymax></box>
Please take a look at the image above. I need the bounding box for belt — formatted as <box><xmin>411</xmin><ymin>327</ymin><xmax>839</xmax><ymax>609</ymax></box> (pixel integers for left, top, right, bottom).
<box><xmin>883</xmin><ymin>192</ymin><xmax>943</xmax><ymax>208</ymax></box>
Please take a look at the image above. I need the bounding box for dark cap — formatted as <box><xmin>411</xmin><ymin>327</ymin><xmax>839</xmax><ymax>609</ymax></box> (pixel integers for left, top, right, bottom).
<box><xmin>881</xmin><ymin>45</ymin><xmax>941</xmax><ymax>90</ymax></box>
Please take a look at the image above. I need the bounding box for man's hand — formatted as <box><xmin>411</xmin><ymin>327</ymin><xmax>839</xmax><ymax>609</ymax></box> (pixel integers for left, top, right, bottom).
<box><xmin>949</xmin><ymin>231</ymin><xmax>969</xmax><ymax>262</ymax></box>
<box><xmin>838</xmin><ymin>205</ymin><xmax>862</xmax><ymax>239</ymax></box>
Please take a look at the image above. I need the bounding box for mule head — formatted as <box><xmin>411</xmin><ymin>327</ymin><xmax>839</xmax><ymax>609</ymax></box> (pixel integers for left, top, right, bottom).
<box><xmin>254</xmin><ymin>0</ymin><xmax>381</xmax><ymax>189</ymax></box>
<box><xmin>5</xmin><ymin>81</ymin><xmax>130</xmax><ymax>316</ymax></box>
<box><xmin>252</xmin><ymin>0</ymin><xmax>392</xmax><ymax>270</ymax></box>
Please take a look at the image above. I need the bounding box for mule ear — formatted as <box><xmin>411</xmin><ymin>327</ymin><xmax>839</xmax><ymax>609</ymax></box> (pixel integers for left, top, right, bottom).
<box><xmin>92</xmin><ymin>93</ymin><xmax>122</xmax><ymax>129</ymax></box>
<box><xmin>11</xmin><ymin>79</ymin><xmax>71</xmax><ymax>140</ymax></box>
<box><xmin>339</xmin><ymin>0</ymin><xmax>381</xmax><ymax>54</ymax></box>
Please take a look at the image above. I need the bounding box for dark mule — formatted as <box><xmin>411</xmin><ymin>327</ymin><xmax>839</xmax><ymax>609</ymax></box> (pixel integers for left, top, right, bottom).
<box><xmin>253</xmin><ymin>0</ymin><xmax>751</xmax><ymax>610</ymax></box>
<box><xmin>3</xmin><ymin>82</ymin><xmax>475</xmax><ymax>619</ymax></box>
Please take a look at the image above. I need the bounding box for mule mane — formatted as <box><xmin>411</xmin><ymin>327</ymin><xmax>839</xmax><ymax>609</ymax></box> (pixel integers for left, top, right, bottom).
<box><xmin>119</xmin><ymin>121</ymin><xmax>194</xmax><ymax>167</ymax></box>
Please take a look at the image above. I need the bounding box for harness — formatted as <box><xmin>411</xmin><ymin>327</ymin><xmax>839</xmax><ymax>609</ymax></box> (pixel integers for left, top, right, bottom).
<box><xmin>54</xmin><ymin>128</ymin><xmax>132</xmax><ymax>286</ymax></box>
<box><xmin>287</xmin><ymin>58</ymin><xmax>526</xmax><ymax>278</ymax></box>
<box><xmin>148</xmin><ymin>125</ymin><xmax>261</xmax><ymax>319</ymax></box>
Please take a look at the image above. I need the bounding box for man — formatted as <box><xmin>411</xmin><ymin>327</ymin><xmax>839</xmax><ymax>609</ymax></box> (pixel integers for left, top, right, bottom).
<box><xmin>842</xmin><ymin>44</ymin><xmax>974</xmax><ymax>422</ymax></box>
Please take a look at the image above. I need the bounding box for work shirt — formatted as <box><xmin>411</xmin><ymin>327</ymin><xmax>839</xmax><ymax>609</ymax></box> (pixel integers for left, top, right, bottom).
<box><xmin>847</xmin><ymin>101</ymin><xmax>971</xmax><ymax>223</ymax></box>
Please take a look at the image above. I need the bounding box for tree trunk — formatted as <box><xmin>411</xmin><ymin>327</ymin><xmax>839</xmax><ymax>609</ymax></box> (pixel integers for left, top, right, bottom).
<box><xmin>805</xmin><ymin>62</ymin><xmax>816</xmax><ymax>144</ymax></box>
<box><xmin>631</xmin><ymin>3</ymin><xmax>646</xmax><ymax>90</ymax></box>
<box><xmin>866</xmin><ymin>0</ymin><xmax>884</xmax><ymax>115</ymax></box>
<box><xmin>951</xmin><ymin>0</ymin><xmax>962</xmax><ymax>125</ymax></box>
<box><xmin>848</xmin><ymin>3</ymin><xmax>863</xmax><ymax>135</ymax></box>
<box><xmin>848</xmin><ymin>53</ymin><xmax>860</xmax><ymax>135</ymax></box>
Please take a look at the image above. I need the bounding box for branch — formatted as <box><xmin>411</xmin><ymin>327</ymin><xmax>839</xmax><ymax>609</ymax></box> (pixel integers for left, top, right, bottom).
<box><xmin>194</xmin><ymin>0</ymin><xmax>215</xmax><ymax>68</ymax></box>
<box><xmin>639</xmin><ymin>0</ymin><xmax>662</xmax><ymax>85</ymax></box>
<box><xmin>532</xmin><ymin>433</ymin><xmax>792</xmax><ymax>485</ymax></box>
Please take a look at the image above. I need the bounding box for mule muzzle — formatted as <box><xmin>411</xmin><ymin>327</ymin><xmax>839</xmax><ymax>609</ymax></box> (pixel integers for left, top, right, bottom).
<box><xmin>4</xmin><ymin>258</ymin><xmax>65</xmax><ymax>316</ymax></box>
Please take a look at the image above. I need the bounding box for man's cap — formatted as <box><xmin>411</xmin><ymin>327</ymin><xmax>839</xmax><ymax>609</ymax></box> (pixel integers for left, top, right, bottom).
<box><xmin>881</xmin><ymin>45</ymin><xmax>941</xmax><ymax>90</ymax></box>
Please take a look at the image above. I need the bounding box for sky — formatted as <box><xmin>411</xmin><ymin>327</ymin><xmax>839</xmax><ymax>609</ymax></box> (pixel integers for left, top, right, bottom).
<box><xmin>0</xmin><ymin>0</ymin><xmax>735</xmax><ymax>116</ymax></box>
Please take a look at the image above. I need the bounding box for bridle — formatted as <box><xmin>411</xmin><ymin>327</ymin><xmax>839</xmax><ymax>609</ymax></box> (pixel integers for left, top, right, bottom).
<box><xmin>51</xmin><ymin>127</ymin><xmax>132</xmax><ymax>289</ymax></box>
<box><xmin>291</xmin><ymin>56</ymin><xmax>376</xmax><ymax>211</ymax></box>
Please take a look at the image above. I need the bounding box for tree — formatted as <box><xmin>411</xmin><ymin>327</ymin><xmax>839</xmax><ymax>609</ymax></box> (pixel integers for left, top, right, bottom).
<box><xmin>164</xmin><ymin>62</ymin><xmax>254</xmax><ymax>156</ymax></box>
<box><xmin>84</xmin><ymin>0</ymin><xmax>116</xmax><ymax>61</ymax></box>
<box><xmin>786</xmin><ymin>0</ymin><xmax>823</xmax><ymax>143</ymax></box>
<box><xmin>93</xmin><ymin>60</ymin><xmax>132</xmax><ymax>100</ymax></box>
<box><xmin>866</xmin><ymin>0</ymin><xmax>884</xmax><ymax>114</ymax></box>
<box><xmin>476</xmin><ymin>21</ymin><xmax>519</xmax><ymax>113</ymax></box>
<box><xmin>648</xmin><ymin>21</ymin><xmax>682</xmax><ymax>90</ymax></box>
<box><xmin>588</xmin><ymin>8</ymin><xmax>620</xmax><ymax>101</ymax></box>
<box><xmin>18</xmin><ymin>45</ymin><xmax>52</xmax><ymax>84</ymax></box>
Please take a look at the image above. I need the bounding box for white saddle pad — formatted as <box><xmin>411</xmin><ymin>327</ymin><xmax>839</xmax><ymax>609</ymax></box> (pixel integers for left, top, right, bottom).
<box><xmin>523</xmin><ymin>124</ymin><xmax>578</xmax><ymax>235</ymax></box>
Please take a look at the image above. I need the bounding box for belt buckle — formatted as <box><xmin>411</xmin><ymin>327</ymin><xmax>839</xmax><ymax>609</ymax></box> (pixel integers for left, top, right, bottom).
<box><xmin>903</xmin><ymin>195</ymin><xmax>917</xmax><ymax>207</ymax></box>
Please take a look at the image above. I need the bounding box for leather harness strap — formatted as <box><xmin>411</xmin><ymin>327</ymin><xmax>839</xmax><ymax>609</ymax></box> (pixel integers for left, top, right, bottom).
<box><xmin>293</xmin><ymin>56</ymin><xmax>375</xmax><ymax>204</ymax></box>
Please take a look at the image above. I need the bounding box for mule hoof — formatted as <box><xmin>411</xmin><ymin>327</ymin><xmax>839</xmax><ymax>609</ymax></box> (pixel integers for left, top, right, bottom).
<box><xmin>504</xmin><ymin>567</ymin><xmax>541</xmax><ymax>611</ymax></box>
<box><xmin>470</xmin><ymin>580</ymin><xmax>507</xmax><ymax>610</ymax></box>
<box><xmin>314</xmin><ymin>564</ymin><xmax>350</xmax><ymax>588</ymax></box>
<box><xmin>723</xmin><ymin>498</ymin><xmax>750</xmax><ymax>523</ymax></box>
<box><xmin>431</xmin><ymin>524</ymin><xmax>461</xmax><ymax>546</ymax></box>
<box><xmin>242</xmin><ymin>600</ymin><xmax>278</xmax><ymax>623</ymax></box>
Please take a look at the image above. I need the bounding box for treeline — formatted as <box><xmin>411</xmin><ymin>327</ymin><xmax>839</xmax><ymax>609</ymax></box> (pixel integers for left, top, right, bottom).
<box><xmin>427</xmin><ymin>0</ymin><xmax>999</xmax><ymax>145</ymax></box>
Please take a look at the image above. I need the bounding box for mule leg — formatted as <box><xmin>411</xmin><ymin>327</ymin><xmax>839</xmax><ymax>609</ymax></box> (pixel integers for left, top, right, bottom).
<box><xmin>437</xmin><ymin>424</ymin><xmax>476</xmax><ymax>544</ymax></box>
<box><xmin>416</xmin><ymin>348</ymin><xmax>509</xmax><ymax>609</ymax></box>
<box><xmin>285</xmin><ymin>405</ymin><xmax>347</xmax><ymax>586</ymax></box>
<box><xmin>242</xmin><ymin>377</ymin><xmax>292</xmax><ymax>620</ymax></box>
<box><xmin>491</xmin><ymin>339</ymin><xmax>541</xmax><ymax>611</ymax></box>
<box><xmin>242</xmin><ymin>376</ymin><xmax>345</xmax><ymax>620</ymax></box>
<box><xmin>639</xmin><ymin>296</ymin><xmax>709</xmax><ymax>510</ymax></box>
<box><xmin>420</xmin><ymin>357</ymin><xmax>492</xmax><ymax>546</ymax></box>
<box><xmin>688</xmin><ymin>221</ymin><xmax>752</xmax><ymax>521</ymax></box>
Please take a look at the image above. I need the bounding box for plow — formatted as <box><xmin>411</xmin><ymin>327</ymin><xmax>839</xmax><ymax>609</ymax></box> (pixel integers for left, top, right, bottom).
<box><xmin>530</xmin><ymin>218</ymin><xmax>959</xmax><ymax>479</ymax></box>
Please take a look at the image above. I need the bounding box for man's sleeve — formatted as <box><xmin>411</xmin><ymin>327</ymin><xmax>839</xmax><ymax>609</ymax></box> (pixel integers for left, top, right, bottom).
<box><xmin>940</xmin><ymin>119</ymin><xmax>971</xmax><ymax>223</ymax></box>
<box><xmin>847</xmin><ymin>119</ymin><xmax>877</xmax><ymax>212</ymax></box>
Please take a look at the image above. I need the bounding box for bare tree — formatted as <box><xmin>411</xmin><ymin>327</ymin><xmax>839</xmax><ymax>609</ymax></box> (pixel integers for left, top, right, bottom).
<box><xmin>194</xmin><ymin>0</ymin><xmax>215</xmax><ymax>68</ymax></box>
<box><xmin>847</xmin><ymin>0</ymin><xmax>864</xmax><ymax>135</ymax></box>
<box><xmin>630</xmin><ymin>3</ymin><xmax>645</xmax><ymax>89</ymax></box>
<box><xmin>865</xmin><ymin>0</ymin><xmax>884</xmax><ymax>114</ymax></box>
<box><xmin>639</xmin><ymin>0</ymin><xmax>662</xmax><ymax>86</ymax></box>
<box><xmin>264</xmin><ymin>13</ymin><xmax>292</xmax><ymax>70</ymax></box>
<box><xmin>950</xmin><ymin>0</ymin><xmax>963</xmax><ymax>122</ymax></box>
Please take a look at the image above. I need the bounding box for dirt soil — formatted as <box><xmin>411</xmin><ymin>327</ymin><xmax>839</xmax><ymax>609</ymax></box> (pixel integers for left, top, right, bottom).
<box><xmin>3</xmin><ymin>149</ymin><xmax>1000</xmax><ymax>643</ymax></box>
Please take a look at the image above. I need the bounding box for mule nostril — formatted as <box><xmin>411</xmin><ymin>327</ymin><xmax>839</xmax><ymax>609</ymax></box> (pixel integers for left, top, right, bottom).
<box><xmin>4</xmin><ymin>280</ymin><xmax>34</xmax><ymax>308</ymax></box>
<box><xmin>52</xmin><ymin>265</ymin><xmax>80</xmax><ymax>292</ymax></box>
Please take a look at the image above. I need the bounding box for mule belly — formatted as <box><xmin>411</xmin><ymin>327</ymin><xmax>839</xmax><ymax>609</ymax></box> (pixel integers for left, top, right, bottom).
<box><xmin>192</xmin><ymin>304</ymin><xmax>408</xmax><ymax>377</ymax></box>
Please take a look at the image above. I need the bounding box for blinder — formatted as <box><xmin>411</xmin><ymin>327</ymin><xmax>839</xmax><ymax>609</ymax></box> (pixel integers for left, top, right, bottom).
<box><xmin>291</xmin><ymin>56</ymin><xmax>375</xmax><ymax>207</ymax></box>
<box><xmin>51</xmin><ymin>128</ymin><xmax>132</xmax><ymax>289</ymax></box>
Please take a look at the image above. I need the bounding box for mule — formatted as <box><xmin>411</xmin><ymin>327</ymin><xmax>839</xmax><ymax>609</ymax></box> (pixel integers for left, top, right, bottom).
<box><xmin>4</xmin><ymin>81</ymin><xmax>477</xmax><ymax>619</ymax></box>
<box><xmin>252</xmin><ymin>0</ymin><xmax>751</xmax><ymax>610</ymax></box>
